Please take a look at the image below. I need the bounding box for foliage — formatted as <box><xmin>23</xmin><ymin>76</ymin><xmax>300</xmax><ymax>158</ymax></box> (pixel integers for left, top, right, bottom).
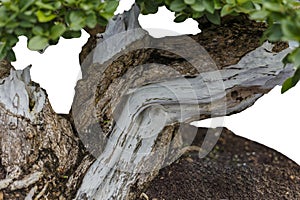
<box><xmin>0</xmin><ymin>0</ymin><xmax>118</xmax><ymax>61</ymax></box>
<box><xmin>249</xmin><ymin>0</ymin><xmax>300</xmax><ymax>93</ymax></box>
<box><xmin>1</xmin><ymin>0</ymin><xmax>300</xmax><ymax>91</ymax></box>
<box><xmin>137</xmin><ymin>0</ymin><xmax>300</xmax><ymax>92</ymax></box>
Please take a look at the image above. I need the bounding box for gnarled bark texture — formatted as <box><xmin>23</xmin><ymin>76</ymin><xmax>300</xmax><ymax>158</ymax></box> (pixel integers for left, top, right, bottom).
<box><xmin>73</xmin><ymin>5</ymin><xmax>294</xmax><ymax>200</ymax></box>
<box><xmin>0</xmin><ymin>63</ymin><xmax>85</xmax><ymax>199</ymax></box>
<box><xmin>0</xmin><ymin>4</ymin><xmax>296</xmax><ymax>200</ymax></box>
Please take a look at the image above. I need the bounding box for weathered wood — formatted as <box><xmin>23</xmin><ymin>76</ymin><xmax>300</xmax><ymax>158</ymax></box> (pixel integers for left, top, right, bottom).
<box><xmin>0</xmin><ymin>4</ymin><xmax>296</xmax><ymax>200</ymax></box>
<box><xmin>73</xmin><ymin>5</ymin><xmax>294</xmax><ymax>200</ymax></box>
<box><xmin>0</xmin><ymin>65</ymin><xmax>81</xmax><ymax>199</ymax></box>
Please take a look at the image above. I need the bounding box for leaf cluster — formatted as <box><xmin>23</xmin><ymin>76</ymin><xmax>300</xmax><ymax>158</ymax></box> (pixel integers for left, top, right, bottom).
<box><xmin>0</xmin><ymin>0</ymin><xmax>118</xmax><ymax>61</ymax></box>
<box><xmin>1</xmin><ymin>0</ymin><xmax>300</xmax><ymax>92</ymax></box>
<box><xmin>137</xmin><ymin>0</ymin><xmax>263</xmax><ymax>24</ymax></box>
<box><xmin>249</xmin><ymin>0</ymin><xmax>300</xmax><ymax>93</ymax></box>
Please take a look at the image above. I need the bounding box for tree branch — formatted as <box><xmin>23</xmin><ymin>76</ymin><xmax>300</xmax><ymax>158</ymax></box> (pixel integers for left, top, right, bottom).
<box><xmin>73</xmin><ymin>5</ymin><xmax>294</xmax><ymax>200</ymax></box>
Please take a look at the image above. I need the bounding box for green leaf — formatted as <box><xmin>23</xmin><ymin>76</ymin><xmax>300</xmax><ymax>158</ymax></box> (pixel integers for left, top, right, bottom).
<box><xmin>32</xmin><ymin>26</ymin><xmax>44</xmax><ymax>36</ymax></box>
<box><xmin>80</xmin><ymin>3</ymin><xmax>93</xmax><ymax>11</ymax></box>
<box><xmin>143</xmin><ymin>0</ymin><xmax>160</xmax><ymax>14</ymax></box>
<box><xmin>0</xmin><ymin>7</ymin><xmax>8</xmax><ymax>27</ymax></box>
<box><xmin>170</xmin><ymin>0</ymin><xmax>187</xmax><ymax>12</ymax></box>
<box><xmin>213</xmin><ymin>0</ymin><xmax>222</xmax><ymax>9</ymax></box>
<box><xmin>50</xmin><ymin>24</ymin><xmax>66</xmax><ymax>40</ymax></box>
<box><xmin>20</xmin><ymin>0</ymin><xmax>35</xmax><ymax>12</ymax></box>
<box><xmin>7</xmin><ymin>35</ymin><xmax>19</xmax><ymax>46</ymax></box>
<box><xmin>53</xmin><ymin>2</ymin><xmax>62</xmax><ymax>9</ymax></box>
<box><xmin>28</xmin><ymin>35</ymin><xmax>49</xmax><ymax>51</ymax></box>
<box><xmin>8</xmin><ymin>3</ymin><xmax>19</xmax><ymax>12</ymax></box>
<box><xmin>20</xmin><ymin>21</ymin><xmax>32</xmax><ymax>28</ymax></box>
<box><xmin>100</xmin><ymin>12</ymin><xmax>114</xmax><ymax>20</ymax></box>
<box><xmin>236</xmin><ymin>2</ymin><xmax>255</xmax><ymax>13</ymax></box>
<box><xmin>184</xmin><ymin>0</ymin><xmax>196</xmax><ymax>5</ymax></box>
<box><xmin>69</xmin><ymin>11</ymin><xmax>84</xmax><ymax>23</ymax></box>
<box><xmin>62</xmin><ymin>30</ymin><xmax>82</xmax><ymax>39</ymax></box>
<box><xmin>206</xmin><ymin>11</ymin><xmax>220</xmax><ymax>25</ymax></box>
<box><xmin>18</xmin><ymin>13</ymin><xmax>37</xmax><ymax>24</ymax></box>
<box><xmin>97</xmin><ymin>15</ymin><xmax>109</xmax><ymax>26</ymax></box>
<box><xmin>0</xmin><ymin>42</ymin><xmax>7</xmax><ymax>60</ymax></box>
<box><xmin>68</xmin><ymin>10</ymin><xmax>86</xmax><ymax>31</ymax></box>
<box><xmin>221</xmin><ymin>4</ymin><xmax>233</xmax><ymax>17</ymax></box>
<box><xmin>138</xmin><ymin>2</ymin><xmax>147</xmax><ymax>14</ymax></box>
<box><xmin>64</xmin><ymin>0</ymin><xmax>76</xmax><ymax>5</ymax></box>
<box><xmin>7</xmin><ymin>49</ymin><xmax>16</xmax><ymax>61</ymax></box>
<box><xmin>264</xmin><ymin>2</ymin><xmax>283</xmax><ymax>12</ymax></box>
<box><xmin>226</xmin><ymin>0</ymin><xmax>236</xmax><ymax>5</ymax></box>
<box><xmin>236</xmin><ymin>0</ymin><xmax>249</xmax><ymax>5</ymax></box>
<box><xmin>14</xmin><ymin>28</ymin><xmax>27</xmax><ymax>36</ymax></box>
<box><xmin>36</xmin><ymin>10</ymin><xmax>57</xmax><ymax>22</ymax></box>
<box><xmin>295</xmin><ymin>50</ymin><xmax>300</xmax><ymax>67</ymax></box>
<box><xmin>105</xmin><ymin>1</ymin><xmax>119</xmax><ymax>13</ymax></box>
<box><xmin>293</xmin><ymin>67</ymin><xmax>300</xmax><ymax>83</ymax></box>
<box><xmin>191</xmin><ymin>2</ymin><xmax>205</xmax><ymax>12</ymax></box>
<box><xmin>281</xmin><ymin>77</ymin><xmax>293</xmax><ymax>93</ymax></box>
<box><xmin>265</xmin><ymin>24</ymin><xmax>283</xmax><ymax>42</ymax></box>
<box><xmin>86</xmin><ymin>13</ymin><xmax>97</xmax><ymax>28</ymax></box>
<box><xmin>287</xmin><ymin>48</ymin><xmax>300</xmax><ymax>67</ymax></box>
<box><xmin>35</xmin><ymin>1</ymin><xmax>55</xmax><ymax>10</ymax></box>
<box><xmin>203</xmin><ymin>0</ymin><xmax>215</xmax><ymax>14</ymax></box>
<box><xmin>250</xmin><ymin>10</ymin><xmax>269</xmax><ymax>20</ymax></box>
<box><xmin>49</xmin><ymin>38</ymin><xmax>59</xmax><ymax>45</ymax></box>
<box><xmin>192</xmin><ymin>11</ymin><xmax>204</xmax><ymax>18</ymax></box>
<box><xmin>281</xmin><ymin>19</ymin><xmax>300</xmax><ymax>41</ymax></box>
<box><xmin>6</xmin><ymin>21</ymin><xmax>19</xmax><ymax>29</ymax></box>
<box><xmin>281</xmin><ymin>68</ymin><xmax>300</xmax><ymax>93</ymax></box>
<box><xmin>164</xmin><ymin>0</ymin><xmax>173</xmax><ymax>5</ymax></box>
<box><xmin>174</xmin><ymin>13</ymin><xmax>188</xmax><ymax>22</ymax></box>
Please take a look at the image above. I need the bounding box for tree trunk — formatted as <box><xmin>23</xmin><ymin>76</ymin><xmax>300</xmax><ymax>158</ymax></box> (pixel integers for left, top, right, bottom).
<box><xmin>0</xmin><ymin>5</ymin><xmax>295</xmax><ymax>200</ymax></box>
<box><xmin>73</xmin><ymin>5</ymin><xmax>294</xmax><ymax>200</ymax></box>
<box><xmin>0</xmin><ymin>61</ymin><xmax>91</xmax><ymax>199</ymax></box>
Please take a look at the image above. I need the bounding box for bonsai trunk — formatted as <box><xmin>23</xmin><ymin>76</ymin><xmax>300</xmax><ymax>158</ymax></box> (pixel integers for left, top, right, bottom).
<box><xmin>73</xmin><ymin>5</ymin><xmax>294</xmax><ymax>199</ymax></box>
<box><xmin>0</xmin><ymin>5</ymin><xmax>295</xmax><ymax>200</ymax></box>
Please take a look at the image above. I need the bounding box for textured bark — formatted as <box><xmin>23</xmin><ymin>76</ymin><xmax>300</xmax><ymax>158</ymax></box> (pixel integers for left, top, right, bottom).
<box><xmin>0</xmin><ymin>5</ymin><xmax>296</xmax><ymax>200</ymax></box>
<box><xmin>73</xmin><ymin>5</ymin><xmax>295</xmax><ymax>200</ymax></box>
<box><xmin>0</xmin><ymin>62</ymin><xmax>88</xmax><ymax>199</ymax></box>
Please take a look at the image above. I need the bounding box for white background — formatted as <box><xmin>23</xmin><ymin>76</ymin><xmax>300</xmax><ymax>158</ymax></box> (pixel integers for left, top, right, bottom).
<box><xmin>12</xmin><ymin>1</ymin><xmax>300</xmax><ymax>165</ymax></box>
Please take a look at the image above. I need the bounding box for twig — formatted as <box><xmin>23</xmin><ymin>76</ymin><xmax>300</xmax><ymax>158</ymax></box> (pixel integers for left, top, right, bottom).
<box><xmin>140</xmin><ymin>192</ymin><xmax>149</xmax><ymax>200</ymax></box>
<box><xmin>34</xmin><ymin>182</ymin><xmax>48</xmax><ymax>200</ymax></box>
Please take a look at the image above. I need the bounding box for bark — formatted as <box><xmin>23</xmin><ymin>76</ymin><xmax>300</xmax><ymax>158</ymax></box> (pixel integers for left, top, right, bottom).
<box><xmin>73</xmin><ymin>5</ymin><xmax>294</xmax><ymax>200</ymax></box>
<box><xmin>0</xmin><ymin>59</ymin><xmax>93</xmax><ymax>199</ymax></box>
<box><xmin>0</xmin><ymin>4</ymin><xmax>295</xmax><ymax>200</ymax></box>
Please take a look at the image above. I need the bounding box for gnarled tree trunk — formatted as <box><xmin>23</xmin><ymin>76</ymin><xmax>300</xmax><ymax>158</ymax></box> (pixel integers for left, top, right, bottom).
<box><xmin>0</xmin><ymin>5</ymin><xmax>295</xmax><ymax>200</ymax></box>
<box><xmin>73</xmin><ymin>5</ymin><xmax>294</xmax><ymax>200</ymax></box>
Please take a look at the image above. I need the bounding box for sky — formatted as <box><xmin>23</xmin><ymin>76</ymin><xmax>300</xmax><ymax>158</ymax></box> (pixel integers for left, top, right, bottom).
<box><xmin>12</xmin><ymin>1</ymin><xmax>300</xmax><ymax>165</ymax></box>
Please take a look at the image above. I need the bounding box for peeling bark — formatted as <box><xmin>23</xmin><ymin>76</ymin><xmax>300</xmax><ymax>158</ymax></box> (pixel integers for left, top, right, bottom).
<box><xmin>73</xmin><ymin>5</ymin><xmax>295</xmax><ymax>200</ymax></box>
<box><xmin>0</xmin><ymin>64</ymin><xmax>82</xmax><ymax>199</ymax></box>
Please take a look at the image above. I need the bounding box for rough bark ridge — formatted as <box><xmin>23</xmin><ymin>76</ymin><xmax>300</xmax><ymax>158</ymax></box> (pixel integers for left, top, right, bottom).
<box><xmin>0</xmin><ymin>62</ymin><xmax>86</xmax><ymax>199</ymax></box>
<box><xmin>73</xmin><ymin>5</ymin><xmax>294</xmax><ymax>200</ymax></box>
